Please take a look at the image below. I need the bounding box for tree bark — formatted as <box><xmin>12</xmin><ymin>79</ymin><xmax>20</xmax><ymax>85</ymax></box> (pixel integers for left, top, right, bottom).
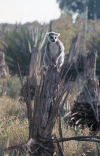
<box><xmin>70</xmin><ymin>52</ymin><xmax>100</xmax><ymax>131</ymax></box>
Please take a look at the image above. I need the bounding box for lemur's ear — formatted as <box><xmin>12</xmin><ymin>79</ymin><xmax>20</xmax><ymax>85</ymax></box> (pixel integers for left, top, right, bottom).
<box><xmin>46</xmin><ymin>32</ymin><xmax>60</xmax><ymax>37</ymax></box>
<box><xmin>46</xmin><ymin>32</ymin><xmax>50</xmax><ymax>36</ymax></box>
<box><xmin>56</xmin><ymin>33</ymin><xmax>60</xmax><ymax>37</ymax></box>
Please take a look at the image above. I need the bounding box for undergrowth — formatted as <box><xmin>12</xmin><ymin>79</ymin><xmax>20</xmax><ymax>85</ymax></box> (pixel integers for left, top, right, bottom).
<box><xmin>0</xmin><ymin>76</ymin><xmax>21</xmax><ymax>99</ymax></box>
<box><xmin>0</xmin><ymin>96</ymin><xmax>29</xmax><ymax>156</ymax></box>
<box><xmin>0</xmin><ymin>76</ymin><xmax>100</xmax><ymax>155</ymax></box>
<box><xmin>53</xmin><ymin>119</ymin><xmax>100</xmax><ymax>156</ymax></box>
<box><xmin>0</xmin><ymin>16</ymin><xmax>100</xmax><ymax>155</ymax></box>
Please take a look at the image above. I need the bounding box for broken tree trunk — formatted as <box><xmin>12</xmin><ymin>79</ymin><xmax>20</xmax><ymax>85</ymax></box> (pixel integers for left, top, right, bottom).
<box><xmin>0</xmin><ymin>52</ymin><xmax>9</xmax><ymax>78</ymax></box>
<box><xmin>30</xmin><ymin>66</ymin><xmax>69</xmax><ymax>155</ymax></box>
<box><xmin>20</xmin><ymin>61</ymin><xmax>69</xmax><ymax>155</ymax></box>
<box><xmin>67</xmin><ymin>32</ymin><xmax>78</xmax><ymax>63</ymax></box>
<box><xmin>70</xmin><ymin>52</ymin><xmax>100</xmax><ymax>131</ymax></box>
<box><xmin>20</xmin><ymin>46</ymin><xmax>40</xmax><ymax>100</ymax></box>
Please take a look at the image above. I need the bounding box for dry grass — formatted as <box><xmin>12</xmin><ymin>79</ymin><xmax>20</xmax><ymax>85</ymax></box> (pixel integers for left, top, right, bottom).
<box><xmin>52</xmin><ymin>77</ymin><xmax>100</xmax><ymax>156</ymax></box>
<box><xmin>0</xmin><ymin>16</ymin><xmax>100</xmax><ymax>155</ymax></box>
<box><xmin>0</xmin><ymin>96</ymin><xmax>29</xmax><ymax>153</ymax></box>
<box><xmin>0</xmin><ymin>76</ymin><xmax>21</xmax><ymax>99</ymax></box>
<box><xmin>53</xmin><ymin>118</ymin><xmax>100</xmax><ymax>156</ymax></box>
<box><xmin>0</xmin><ymin>76</ymin><xmax>100</xmax><ymax>155</ymax></box>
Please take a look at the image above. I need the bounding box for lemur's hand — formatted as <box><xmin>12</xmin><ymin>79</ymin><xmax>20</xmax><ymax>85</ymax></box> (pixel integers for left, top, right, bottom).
<box><xmin>53</xmin><ymin>61</ymin><xmax>58</xmax><ymax>68</ymax></box>
<box><xmin>52</xmin><ymin>58</ymin><xmax>57</xmax><ymax>67</ymax></box>
<box><xmin>53</xmin><ymin>64</ymin><xmax>57</xmax><ymax>68</ymax></box>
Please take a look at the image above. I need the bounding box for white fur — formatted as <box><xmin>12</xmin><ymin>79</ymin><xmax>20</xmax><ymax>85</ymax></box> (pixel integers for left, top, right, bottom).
<box><xmin>49</xmin><ymin>42</ymin><xmax>59</xmax><ymax>58</ymax></box>
<box><xmin>43</xmin><ymin>32</ymin><xmax>65</xmax><ymax>70</ymax></box>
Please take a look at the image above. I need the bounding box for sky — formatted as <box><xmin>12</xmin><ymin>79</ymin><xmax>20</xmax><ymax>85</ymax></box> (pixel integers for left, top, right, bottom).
<box><xmin>0</xmin><ymin>0</ymin><xmax>61</xmax><ymax>24</ymax></box>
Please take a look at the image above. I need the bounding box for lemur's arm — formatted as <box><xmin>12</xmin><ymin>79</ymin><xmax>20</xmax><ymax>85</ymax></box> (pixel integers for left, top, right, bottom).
<box><xmin>56</xmin><ymin>40</ymin><xmax>64</xmax><ymax>62</ymax></box>
<box><xmin>45</xmin><ymin>41</ymin><xmax>55</xmax><ymax>66</ymax></box>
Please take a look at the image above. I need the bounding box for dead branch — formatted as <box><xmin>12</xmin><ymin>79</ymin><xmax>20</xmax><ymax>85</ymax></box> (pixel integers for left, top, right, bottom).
<box><xmin>1</xmin><ymin>136</ymin><xmax>100</xmax><ymax>155</ymax></box>
<box><xmin>70</xmin><ymin>52</ymin><xmax>100</xmax><ymax>131</ymax></box>
<box><xmin>53</xmin><ymin>136</ymin><xmax>100</xmax><ymax>143</ymax></box>
<box><xmin>67</xmin><ymin>32</ymin><xmax>78</xmax><ymax>63</ymax></box>
<box><xmin>18</xmin><ymin>63</ymin><xmax>33</xmax><ymax>139</ymax></box>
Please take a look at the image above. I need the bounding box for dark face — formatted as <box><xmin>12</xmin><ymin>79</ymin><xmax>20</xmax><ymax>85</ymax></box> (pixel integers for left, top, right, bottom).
<box><xmin>49</xmin><ymin>35</ymin><xmax>58</xmax><ymax>42</ymax></box>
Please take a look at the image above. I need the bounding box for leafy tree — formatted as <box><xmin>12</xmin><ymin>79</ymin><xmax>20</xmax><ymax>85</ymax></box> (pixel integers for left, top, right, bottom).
<box><xmin>57</xmin><ymin>0</ymin><xmax>100</xmax><ymax>19</ymax></box>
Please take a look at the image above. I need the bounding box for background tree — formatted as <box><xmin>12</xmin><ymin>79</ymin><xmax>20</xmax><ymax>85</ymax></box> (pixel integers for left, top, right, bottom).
<box><xmin>57</xmin><ymin>0</ymin><xmax>100</xmax><ymax>20</ymax></box>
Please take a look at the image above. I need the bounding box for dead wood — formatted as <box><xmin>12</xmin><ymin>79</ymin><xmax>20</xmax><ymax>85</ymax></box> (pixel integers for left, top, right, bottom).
<box><xmin>18</xmin><ymin>64</ymin><xmax>33</xmax><ymax>139</ymax></box>
<box><xmin>1</xmin><ymin>136</ymin><xmax>100</xmax><ymax>155</ymax></box>
<box><xmin>17</xmin><ymin>62</ymin><xmax>71</xmax><ymax>155</ymax></box>
<box><xmin>2</xmin><ymin>31</ymin><xmax>100</xmax><ymax>155</ymax></box>
<box><xmin>67</xmin><ymin>32</ymin><xmax>78</xmax><ymax>63</ymax></box>
<box><xmin>70</xmin><ymin>52</ymin><xmax>100</xmax><ymax>131</ymax></box>
<box><xmin>0</xmin><ymin>52</ymin><xmax>9</xmax><ymax>78</ymax></box>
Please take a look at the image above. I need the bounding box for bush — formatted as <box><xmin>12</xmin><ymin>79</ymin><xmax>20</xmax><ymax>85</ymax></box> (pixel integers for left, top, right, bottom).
<box><xmin>1</xmin><ymin>27</ymin><xmax>33</xmax><ymax>76</ymax></box>
<box><xmin>1</xmin><ymin>25</ymin><xmax>46</xmax><ymax>76</ymax></box>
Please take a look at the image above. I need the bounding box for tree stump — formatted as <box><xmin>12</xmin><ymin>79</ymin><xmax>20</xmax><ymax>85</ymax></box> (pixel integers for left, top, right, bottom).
<box><xmin>70</xmin><ymin>52</ymin><xmax>100</xmax><ymax>131</ymax></box>
<box><xmin>23</xmin><ymin>65</ymin><xmax>68</xmax><ymax>155</ymax></box>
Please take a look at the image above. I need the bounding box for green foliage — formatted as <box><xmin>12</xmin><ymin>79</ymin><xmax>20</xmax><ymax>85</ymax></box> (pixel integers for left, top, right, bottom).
<box><xmin>1</xmin><ymin>25</ymin><xmax>46</xmax><ymax>76</ymax></box>
<box><xmin>1</xmin><ymin>27</ymin><xmax>33</xmax><ymax>76</ymax></box>
<box><xmin>0</xmin><ymin>76</ymin><xmax>21</xmax><ymax>99</ymax></box>
<box><xmin>57</xmin><ymin>0</ymin><xmax>100</xmax><ymax>20</ymax></box>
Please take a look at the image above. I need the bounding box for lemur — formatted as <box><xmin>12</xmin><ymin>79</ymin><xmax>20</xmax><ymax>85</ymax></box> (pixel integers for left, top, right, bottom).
<box><xmin>43</xmin><ymin>32</ymin><xmax>65</xmax><ymax>70</ymax></box>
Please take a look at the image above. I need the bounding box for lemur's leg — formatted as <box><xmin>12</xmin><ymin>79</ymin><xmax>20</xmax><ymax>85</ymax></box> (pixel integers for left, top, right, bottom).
<box><xmin>43</xmin><ymin>54</ymin><xmax>51</xmax><ymax>70</ymax></box>
<box><xmin>57</xmin><ymin>55</ymin><xmax>64</xmax><ymax>67</ymax></box>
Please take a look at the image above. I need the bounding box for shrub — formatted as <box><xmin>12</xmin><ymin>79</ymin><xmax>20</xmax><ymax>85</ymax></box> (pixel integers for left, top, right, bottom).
<box><xmin>1</xmin><ymin>25</ymin><xmax>46</xmax><ymax>76</ymax></box>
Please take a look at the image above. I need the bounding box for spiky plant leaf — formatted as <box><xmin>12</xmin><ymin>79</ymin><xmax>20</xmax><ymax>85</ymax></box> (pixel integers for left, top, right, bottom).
<box><xmin>1</xmin><ymin>25</ymin><xmax>47</xmax><ymax>76</ymax></box>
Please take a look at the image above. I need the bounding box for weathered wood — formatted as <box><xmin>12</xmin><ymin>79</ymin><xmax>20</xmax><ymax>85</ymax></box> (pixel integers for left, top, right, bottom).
<box><xmin>29</xmin><ymin>61</ymin><xmax>71</xmax><ymax>155</ymax></box>
<box><xmin>58</xmin><ymin>112</ymin><xmax>63</xmax><ymax>150</ymax></box>
<box><xmin>32</xmin><ymin>68</ymin><xmax>60</xmax><ymax>139</ymax></box>
<box><xmin>79</xmin><ymin>6</ymin><xmax>88</xmax><ymax>54</ymax></box>
<box><xmin>49</xmin><ymin>21</ymin><xmax>53</xmax><ymax>32</ymax></box>
<box><xmin>29</xmin><ymin>46</ymin><xmax>40</xmax><ymax>79</ymax></box>
<box><xmin>67</xmin><ymin>33</ymin><xmax>78</xmax><ymax>63</ymax></box>
<box><xmin>86</xmin><ymin>51</ymin><xmax>97</xmax><ymax>79</ymax></box>
<box><xmin>18</xmin><ymin>64</ymin><xmax>33</xmax><ymax>139</ymax></box>
<box><xmin>70</xmin><ymin>52</ymin><xmax>100</xmax><ymax>131</ymax></box>
<box><xmin>0</xmin><ymin>52</ymin><xmax>9</xmax><ymax>78</ymax></box>
<box><xmin>1</xmin><ymin>36</ymin><xmax>100</xmax><ymax>155</ymax></box>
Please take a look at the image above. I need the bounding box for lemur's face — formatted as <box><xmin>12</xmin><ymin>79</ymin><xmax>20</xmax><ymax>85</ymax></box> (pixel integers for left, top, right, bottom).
<box><xmin>49</xmin><ymin>35</ymin><xmax>58</xmax><ymax>43</ymax></box>
<box><xmin>47</xmin><ymin>32</ymin><xmax>60</xmax><ymax>43</ymax></box>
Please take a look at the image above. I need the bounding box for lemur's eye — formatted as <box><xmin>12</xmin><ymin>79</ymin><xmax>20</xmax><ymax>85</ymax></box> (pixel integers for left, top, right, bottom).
<box><xmin>50</xmin><ymin>36</ymin><xmax>53</xmax><ymax>39</ymax></box>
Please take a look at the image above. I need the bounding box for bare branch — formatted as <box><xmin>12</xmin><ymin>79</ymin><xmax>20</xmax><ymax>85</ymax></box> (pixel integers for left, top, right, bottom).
<box><xmin>27</xmin><ymin>75</ymin><xmax>33</xmax><ymax>139</ymax></box>
<box><xmin>53</xmin><ymin>136</ymin><xmax>100</xmax><ymax>143</ymax></box>
<box><xmin>0</xmin><ymin>141</ymin><xmax>28</xmax><ymax>154</ymax></box>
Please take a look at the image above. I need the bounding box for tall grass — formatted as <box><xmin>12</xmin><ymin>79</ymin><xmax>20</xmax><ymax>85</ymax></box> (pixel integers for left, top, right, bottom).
<box><xmin>0</xmin><ymin>76</ymin><xmax>21</xmax><ymax>99</ymax></box>
<box><xmin>0</xmin><ymin>96</ymin><xmax>29</xmax><ymax>155</ymax></box>
<box><xmin>53</xmin><ymin>118</ymin><xmax>100</xmax><ymax>156</ymax></box>
<box><xmin>0</xmin><ymin>16</ymin><xmax>100</xmax><ymax>155</ymax></box>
